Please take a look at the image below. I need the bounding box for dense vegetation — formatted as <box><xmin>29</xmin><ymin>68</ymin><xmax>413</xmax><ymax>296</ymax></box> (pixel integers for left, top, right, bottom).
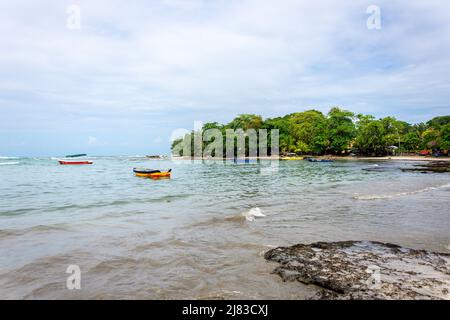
<box><xmin>172</xmin><ymin>108</ymin><xmax>450</xmax><ymax>157</ymax></box>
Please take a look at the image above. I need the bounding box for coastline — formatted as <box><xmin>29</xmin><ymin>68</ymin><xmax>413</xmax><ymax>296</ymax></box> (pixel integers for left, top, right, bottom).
<box><xmin>328</xmin><ymin>155</ymin><xmax>450</xmax><ymax>162</ymax></box>
<box><xmin>172</xmin><ymin>155</ymin><xmax>450</xmax><ymax>162</ymax></box>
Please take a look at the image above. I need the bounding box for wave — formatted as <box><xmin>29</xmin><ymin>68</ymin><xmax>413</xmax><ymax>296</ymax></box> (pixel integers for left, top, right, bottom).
<box><xmin>0</xmin><ymin>156</ymin><xmax>19</xmax><ymax>159</ymax></box>
<box><xmin>354</xmin><ymin>182</ymin><xmax>450</xmax><ymax>200</ymax></box>
<box><xmin>0</xmin><ymin>194</ymin><xmax>193</xmax><ymax>217</ymax></box>
<box><xmin>0</xmin><ymin>162</ymin><xmax>19</xmax><ymax>165</ymax></box>
<box><xmin>0</xmin><ymin>224</ymin><xmax>70</xmax><ymax>239</ymax></box>
<box><xmin>242</xmin><ymin>207</ymin><xmax>266</xmax><ymax>222</ymax></box>
<box><xmin>187</xmin><ymin>208</ymin><xmax>266</xmax><ymax>229</ymax></box>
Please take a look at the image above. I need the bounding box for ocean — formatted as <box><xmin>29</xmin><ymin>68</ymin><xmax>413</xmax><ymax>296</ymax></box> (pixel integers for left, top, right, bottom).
<box><xmin>0</xmin><ymin>156</ymin><xmax>449</xmax><ymax>299</ymax></box>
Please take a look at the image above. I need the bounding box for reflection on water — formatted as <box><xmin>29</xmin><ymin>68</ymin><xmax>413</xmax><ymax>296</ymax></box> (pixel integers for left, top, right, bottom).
<box><xmin>0</xmin><ymin>157</ymin><xmax>449</xmax><ymax>299</ymax></box>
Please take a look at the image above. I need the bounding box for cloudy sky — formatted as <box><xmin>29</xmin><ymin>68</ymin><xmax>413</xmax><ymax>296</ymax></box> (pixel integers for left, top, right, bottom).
<box><xmin>1</xmin><ymin>0</ymin><xmax>449</xmax><ymax>156</ymax></box>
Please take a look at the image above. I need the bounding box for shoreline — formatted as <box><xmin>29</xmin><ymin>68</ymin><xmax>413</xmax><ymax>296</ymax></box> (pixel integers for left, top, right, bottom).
<box><xmin>328</xmin><ymin>155</ymin><xmax>450</xmax><ymax>162</ymax></box>
<box><xmin>171</xmin><ymin>155</ymin><xmax>450</xmax><ymax>162</ymax></box>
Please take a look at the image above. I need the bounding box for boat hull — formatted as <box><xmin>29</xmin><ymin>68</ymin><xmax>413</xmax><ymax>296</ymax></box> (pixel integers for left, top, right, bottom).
<box><xmin>59</xmin><ymin>160</ymin><xmax>93</xmax><ymax>165</ymax></box>
<box><xmin>133</xmin><ymin>168</ymin><xmax>171</xmax><ymax>179</ymax></box>
<box><xmin>135</xmin><ymin>172</ymin><xmax>171</xmax><ymax>178</ymax></box>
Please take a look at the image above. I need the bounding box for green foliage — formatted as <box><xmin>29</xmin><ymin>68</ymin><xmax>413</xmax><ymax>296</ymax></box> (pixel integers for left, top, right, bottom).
<box><xmin>422</xmin><ymin>128</ymin><xmax>441</xmax><ymax>149</ymax></box>
<box><xmin>202</xmin><ymin>122</ymin><xmax>223</xmax><ymax>131</ymax></box>
<box><xmin>440</xmin><ymin>124</ymin><xmax>450</xmax><ymax>150</ymax></box>
<box><xmin>263</xmin><ymin>115</ymin><xmax>293</xmax><ymax>153</ymax></box>
<box><xmin>427</xmin><ymin>116</ymin><xmax>450</xmax><ymax>128</ymax></box>
<box><xmin>227</xmin><ymin>114</ymin><xmax>263</xmax><ymax>130</ymax></box>
<box><xmin>171</xmin><ymin>138</ymin><xmax>184</xmax><ymax>156</ymax></box>
<box><xmin>170</xmin><ymin>109</ymin><xmax>450</xmax><ymax>157</ymax></box>
<box><xmin>327</xmin><ymin>107</ymin><xmax>355</xmax><ymax>154</ymax></box>
<box><xmin>355</xmin><ymin>119</ymin><xmax>386</xmax><ymax>155</ymax></box>
<box><xmin>402</xmin><ymin>132</ymin><xmax>421</xmax><ymax>151</ymax></box>
<box><xmin>288</xmin><ymin>110</ymin><xmax>328</xmax><ymax>154</ymax></box>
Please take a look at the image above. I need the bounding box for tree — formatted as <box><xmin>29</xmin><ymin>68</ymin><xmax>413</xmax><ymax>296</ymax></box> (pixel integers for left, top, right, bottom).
<box><xmin>422</xmin><ymin>128</ymin><xmax>441</xmax><ymax>150</ymax></box>
<box><xmin>326</xmin><ymin>107</ymin><xmax>355</xmax><ymax>154</ymax></box>
<box><xmin>440</xmin><ymin>124</ymin><xmax>450</xmax><ymax>151</ymax></box>
<box><xmin>171</xmin><ymin>138</ymin><xmax>184</xmax><ymax>156</ymax></box>
<box><xmin>170</xmin><ymin>109</ymin><xmax>450</xmax><ymax>156</ymax></box>
<box><xmin>227</xmin><ymin>114</ymin><xmax>263</xmax><ymax>130</ymax></box>
<box><xmin>289</xmin><ymin>110</ymin><xmax>327</xmax><ymax>154</ymax></box>
<box><xmin>263</xmin><ymin>115</ymin><xmax>292</xmax><ymax>154</ymax></box>
<box><xmin>402</xmin><ymin>132</ymin><xmax>421</xmax><ymax>152</ymax></box>
<box><xmin>427</xmin><ymin>116</ymin><xmax>450</xmax><ymax>128</ymax></box>
<box><xmin>379</xmin><ymin>116</ymin><xmax>406</xmax><ymax>151</ymax></box>
<box><xmin>202</xmin><ymin>122</ymin><xmax>223</xmax><ymax>131</ymax></box>
<box><xmin>354</xmin><ymin>115</ymin><xmax>385</xmax><ymax>155</ymax></box>
<box><xmin>426</xmin><ymin>116</ymin><xmax>450</xmax><ymax>152</ymax></box>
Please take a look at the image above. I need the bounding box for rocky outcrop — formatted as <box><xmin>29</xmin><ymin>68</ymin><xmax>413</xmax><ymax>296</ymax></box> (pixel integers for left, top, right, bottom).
<box><xmin>401</xmin><ymin>161</ymin><xmax>450</xmax><ymax>173</ymax></box>
<box><xmin>264</xmin><ymin>241</ymin><xmax>450</xmax><ymax>300</ymax></box>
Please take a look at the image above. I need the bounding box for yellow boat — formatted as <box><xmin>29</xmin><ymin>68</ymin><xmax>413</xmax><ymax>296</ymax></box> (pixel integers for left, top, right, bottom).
<box><xmin>133</xmin><ymin>168</ymin><xmax>172</xmax><ymax>179</ymax></box>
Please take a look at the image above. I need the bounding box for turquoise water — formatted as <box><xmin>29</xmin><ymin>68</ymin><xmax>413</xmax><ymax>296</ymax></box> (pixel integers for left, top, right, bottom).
<box><xmin>0</xmin><ymin>157</ymin><xmax>449</xmax><ymax>299</ymax></box>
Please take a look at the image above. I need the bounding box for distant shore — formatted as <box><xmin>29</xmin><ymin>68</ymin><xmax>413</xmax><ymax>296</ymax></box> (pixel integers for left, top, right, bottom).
<box><xmin>171</xmin><ymin>155</ymin><xmax>450</xmax><ymax>162</ymax></box>
<box><xmin>327</xmin><ymin>155</ymin><xmax>450</xmax><ymax>162</ymax></box>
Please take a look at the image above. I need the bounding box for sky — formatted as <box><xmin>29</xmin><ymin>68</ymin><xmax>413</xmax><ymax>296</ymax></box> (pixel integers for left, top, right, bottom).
<box><xmin>0</xmin><ymin>0</ymin><xmax>449</xmax><ymax>156</ymax></box>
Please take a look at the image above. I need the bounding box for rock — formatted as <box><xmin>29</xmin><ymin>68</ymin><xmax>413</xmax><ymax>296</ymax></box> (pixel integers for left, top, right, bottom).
<box><xmin>401</xmin><ymin>161</ymin><xmax>450</xmax><ymax>173</ymax></box>
<box><xmin>264</xmin><ymin>241</ymin><xmax>450</xmax><ymax>300</ymax></box>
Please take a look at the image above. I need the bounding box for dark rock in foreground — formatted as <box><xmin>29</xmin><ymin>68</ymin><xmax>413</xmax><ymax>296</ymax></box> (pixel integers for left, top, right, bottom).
<box><xmin>264</xmin><ymin>241</ymin><xmax>450</xmax><ymax>300</ymax></box>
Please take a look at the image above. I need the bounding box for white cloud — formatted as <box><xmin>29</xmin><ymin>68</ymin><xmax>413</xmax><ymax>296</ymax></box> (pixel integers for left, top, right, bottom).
<box><xmin>0</xmin><ymin>0</ymin><xmax>449</xmax><ymax>154</ymax></box>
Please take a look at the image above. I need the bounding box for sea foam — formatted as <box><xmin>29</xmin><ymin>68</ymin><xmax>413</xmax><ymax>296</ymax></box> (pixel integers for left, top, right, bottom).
<box><xmin>354</xmin><ymin>182</ymin><xmax>450</xmax><ymax>200</ymax></box>
<box><xmin>242</xmin><ymin>207</ymin><xmax>266</xmax><ymax>222</ymax></box>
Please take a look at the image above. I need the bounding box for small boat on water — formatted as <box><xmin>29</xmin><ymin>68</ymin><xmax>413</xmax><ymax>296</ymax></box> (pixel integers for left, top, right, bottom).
<box><xmin>232</xmin><ymin>158</ymin><xmax>257</xmax><ymax>164</ymax></box>
<box><xmin>304</xmin><ymin>157</ymin><xmax>334</xmax><ymax>163</ymax></box>
<box><xmin>59</xmin><ymin>160</ymin><xmax>93</xmax><ymax>165</ymax></box>
<box><xmin>133</xmin><ymin>168</ymin><xmax>172</xmax><ymax>178</ymax></box>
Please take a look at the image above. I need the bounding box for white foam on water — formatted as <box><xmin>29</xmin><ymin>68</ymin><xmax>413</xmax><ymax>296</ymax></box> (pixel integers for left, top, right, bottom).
<box><xmin>242</xmin><ymin>207</ymin><xmax>266</xmax><ymax>222</ymax></box>
<box><xmin>0</xmin><ymin>156</ymin><xmax>18</xmax><ymax>159</ymax></box>
<box><xmin>0</xmin><ymin>162</ymin><xmax>19</xmax><ymax>165</ymax></box>
<box><xmin>354</xmin><ymin>182</ymin><xmax>450</xmax><ymax>200</ymax></box>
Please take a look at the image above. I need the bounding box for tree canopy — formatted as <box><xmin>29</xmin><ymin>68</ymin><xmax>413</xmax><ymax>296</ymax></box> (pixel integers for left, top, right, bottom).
<box><xmin>171</xmin><ymin>109</ymin><xmax>450</xmax><ymax>157</ymax></box>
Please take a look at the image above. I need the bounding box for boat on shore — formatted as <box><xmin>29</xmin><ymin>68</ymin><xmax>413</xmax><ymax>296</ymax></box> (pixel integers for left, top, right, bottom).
<box><xmin>133</xmin><ymin>168</ymin><xmax>171</xmax><ymax>178</ymax></box>
<box><xmin>59</xmin><ymin>160</ymin><xmax>93</xmax><ymax>165</ymax></box>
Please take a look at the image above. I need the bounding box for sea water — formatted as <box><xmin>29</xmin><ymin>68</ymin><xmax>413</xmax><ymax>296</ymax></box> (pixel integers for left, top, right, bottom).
<box><xmin>0</xmin><ymin>157</ymin><xmax>449</xmax><ymax>299</ymax></box>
